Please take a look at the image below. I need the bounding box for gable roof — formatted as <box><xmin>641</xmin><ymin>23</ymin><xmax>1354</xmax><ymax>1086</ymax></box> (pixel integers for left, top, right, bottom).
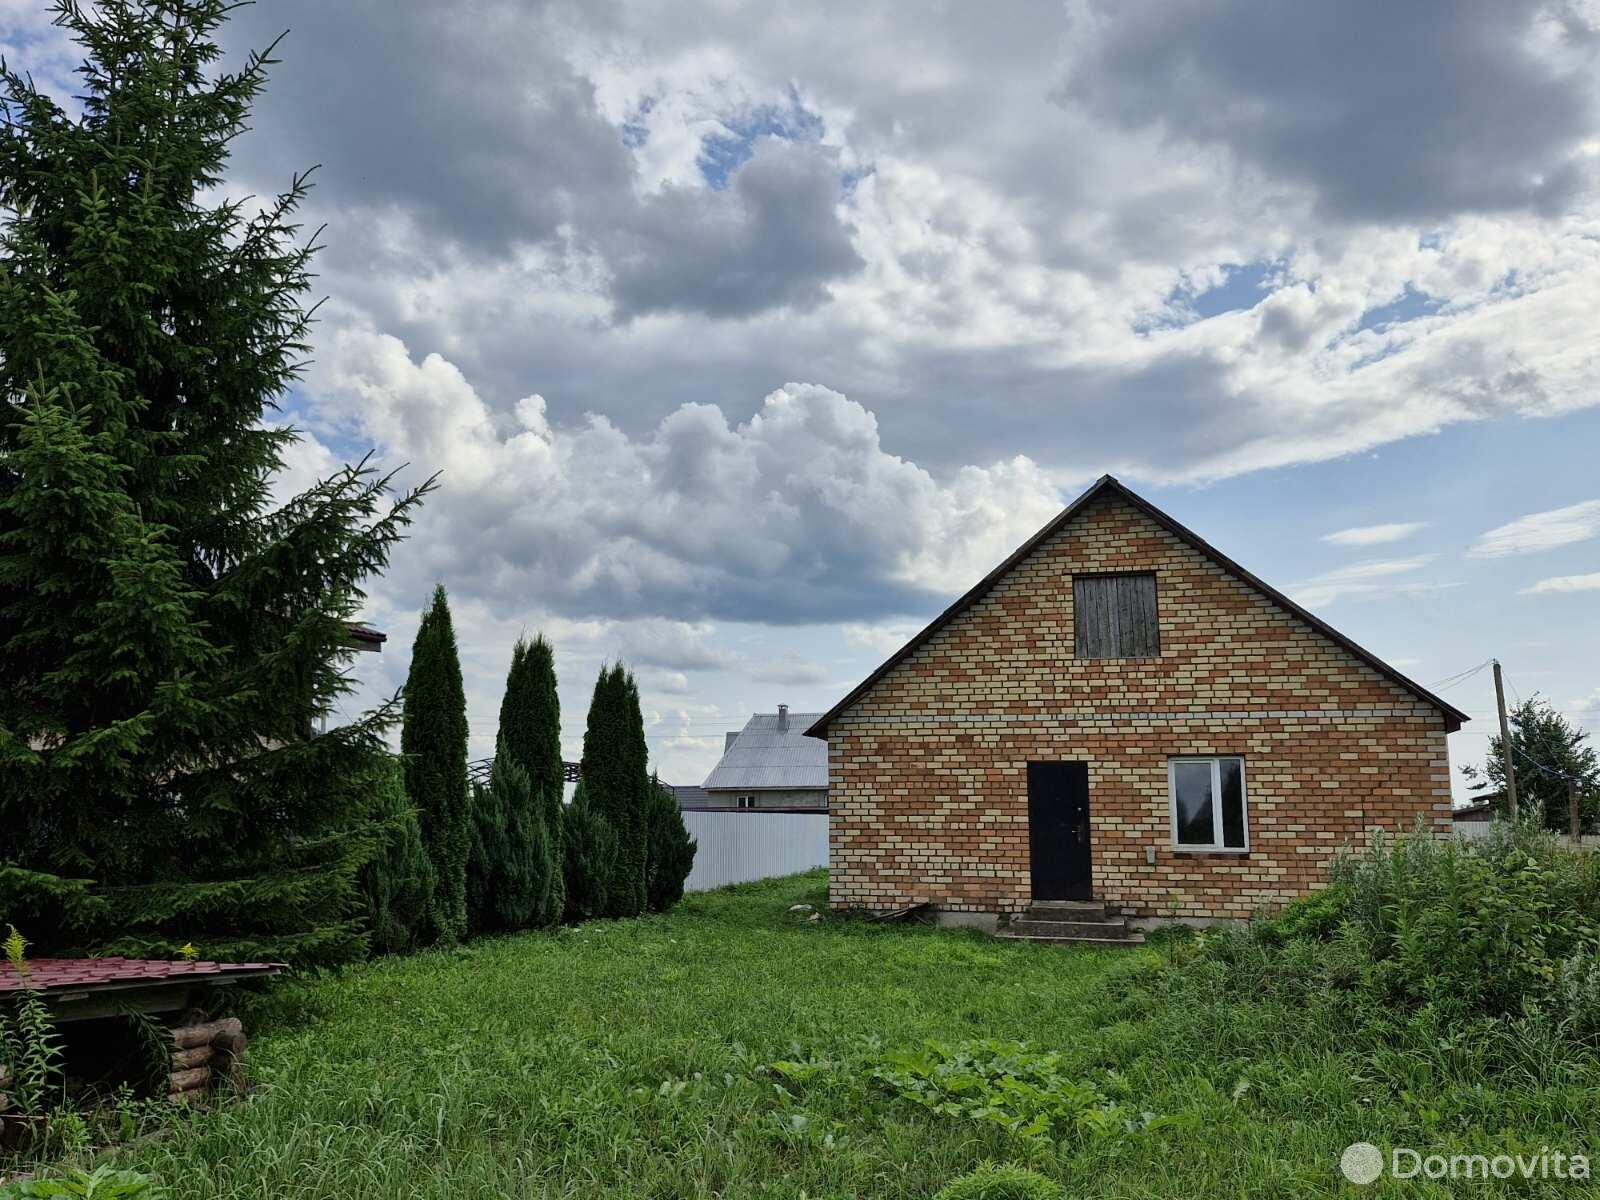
<box><xmin>806</xmin><ymin>475</ymin><xmax>1468</xmax><ymax>738</ymax></box>
<box><xmin>703</xmin><ymin>711</ymin><xmax>829</xmax><ymax>791</ymax></box>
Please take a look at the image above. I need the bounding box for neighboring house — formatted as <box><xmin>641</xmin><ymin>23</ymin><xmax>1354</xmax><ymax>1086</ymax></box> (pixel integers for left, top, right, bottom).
<box><xmin>1453</xmin><ymin>794</ymin><xmax>1500</xmax><ymax>823</ymax></box>
<box><xmin>806</xmin><ymin>475</ymin><xmax>1466</xmax><ymax>927</ymax></box>
<box><xmin>702</xmin><ymin>706</ymin><xmax>828</xmax><ymax>810</ymax></box>
<box><xmin>669</xmin><ymin>784</ymin><xmax>715</xmax><ymax>810</ymax></box>
<box><xmin>1452</xmin><ymin>791</ymin><xmax>1504</xmax><ymax>842</ymax></box>
<box><xmin>346</xmin><ymin>622</ymin><xmax>387</xmax><ymax>653</ymax></box>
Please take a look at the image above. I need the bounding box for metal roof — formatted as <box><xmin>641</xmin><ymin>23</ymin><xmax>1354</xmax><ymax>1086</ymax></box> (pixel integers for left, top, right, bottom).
<box><xmin>808</xmin><ymin>475</ymin><xmax>1469</xmax><ymax>738</ymax></box>
<box><xmin>0</xmin><ymin>957</ymin><xmax>285</xmax><ymax>995</ymax></box>
<box><xmin>702</xmin><ymin>712</ymin><xmax>828</xmax><ymax>791</ymax></box>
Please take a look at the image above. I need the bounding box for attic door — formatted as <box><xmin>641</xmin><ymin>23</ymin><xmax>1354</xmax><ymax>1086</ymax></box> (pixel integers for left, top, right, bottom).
<box><xmin>1073</xmin><ymin>573</ymin><xmax>1159</xmax><ymax>659</ymax></box>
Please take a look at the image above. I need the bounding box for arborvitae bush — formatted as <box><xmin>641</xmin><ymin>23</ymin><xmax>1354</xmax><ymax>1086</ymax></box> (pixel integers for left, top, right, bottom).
<box><xmin>401</xmin><ymin>586</ymin><xmax>470</xmax><ymax>943</ymax></box>
<box><xmin>563</xmin><ymin>780</ymin><xmax>615</xmax><ymax>923</ymax></box>
<box><xmin>491</xmin><ymin>637</ymin><xmax>565</xmax><ymax>925</ymax></box>
<box><xmin>578</xmin><ymin>665</ymin><xmax>649</xmax><ymax>918</ymax></box>
<box><xmin>358</xmin><ymin>757</ymin><xmax>436</xmax><ymax>955</ymax></box>
<box><xmin>645</xmin><ymin>776</ymin><xmax>696</xmax><ymax>912</ymax></box>
<box><xmin>467</xmin><ymin>742</ymin><xmax>559</xmax><ymax>933</ymax></box>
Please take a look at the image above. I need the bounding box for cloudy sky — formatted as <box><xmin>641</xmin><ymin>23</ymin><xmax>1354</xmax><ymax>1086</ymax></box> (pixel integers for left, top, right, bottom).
<box><xmin>12</xmin><ymin>0</ymin><xmax>1600</xmax><ymax>797</ymax></box>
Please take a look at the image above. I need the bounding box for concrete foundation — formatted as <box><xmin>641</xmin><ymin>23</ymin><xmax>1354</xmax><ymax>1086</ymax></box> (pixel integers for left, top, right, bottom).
<box><xmin>932</xmin><ymin>909</ymin><xmax>999</xmax><ymax>934</ymax></box>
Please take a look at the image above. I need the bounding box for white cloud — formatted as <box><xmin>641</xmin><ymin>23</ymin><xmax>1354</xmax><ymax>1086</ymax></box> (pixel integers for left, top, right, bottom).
<box><xmin>199</xmin><ymin>1</ymin><xmax>1600</xmax><ymax>488</ymax></box>
<box><xmin>1572</xmin><ymin>688</ymin><xmax>1600</xmax><ymax>727</ymax></box>
<box><xmin>265</xmin><ymin>423</ymin><xmax>342</xmax><ymax>507</ymax></box>
<box><xmin>840</xmin><ymin>621</ymin><xmax>924</xmax><ymax>656</ymax></box>
<box><xmin>1521</xmin><ymin>572</ymin><xmax>1600</xmax><ymax>595</ymax></box>
<box><xmin>1289</xmin><ymin>556</ymin><xmax>1444</xmax><ymax>608</ymax></box>
<box><xmin>1322</xmin><ymin>521</ymin><xmax>1429</xmax><ymax>547</ymax></box>
<box><xmin>1469</xmin><ymin>499</ymin><xmax>1600</xmax><ymax>558</ymax></box>
<box><xmin>748</xmin><ymin>653</ymin><xmax>830</xmax><ymax>687</ymax></box>
<box><xmin>302</xmin><ymin>325</ymin><xmax>1067</xmax><ymax>625</ymax></box>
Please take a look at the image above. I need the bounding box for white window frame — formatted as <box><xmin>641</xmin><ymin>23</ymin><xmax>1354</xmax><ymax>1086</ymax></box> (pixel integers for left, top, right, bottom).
<box><xmin>736</xmin><ymin>794</ymin><xmax>756</xmax><ymax>809</ymax></box>
<box><xmin>1167</xmin><ymin>756</ymin><xmax>1249</xmax><ymax>853</ymax></box>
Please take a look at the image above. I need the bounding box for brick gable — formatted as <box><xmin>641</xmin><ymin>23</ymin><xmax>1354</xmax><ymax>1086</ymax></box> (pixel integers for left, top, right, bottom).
<box><xmin>822</xmin><ymin>485</ymin><xmax>1456</xmax><ymax>920</ymax></box>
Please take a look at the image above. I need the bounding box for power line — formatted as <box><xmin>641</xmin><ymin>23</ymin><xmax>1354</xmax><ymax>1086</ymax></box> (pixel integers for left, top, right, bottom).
<box><xmin>1427</xmin><ymin>659</ymin><xmax>1493</xmax><ymax>691</ymax></box>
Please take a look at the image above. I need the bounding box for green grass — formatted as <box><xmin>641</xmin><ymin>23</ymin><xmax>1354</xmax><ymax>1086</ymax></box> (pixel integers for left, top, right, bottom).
<box><xmin>42</xmin><ymin>872</ymin><xmax>1600</xmax><ymax>1197</ymax></box>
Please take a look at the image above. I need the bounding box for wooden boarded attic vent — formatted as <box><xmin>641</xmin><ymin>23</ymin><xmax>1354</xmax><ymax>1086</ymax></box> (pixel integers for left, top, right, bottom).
<box><xmin>1072</xmin><ymin>572</ymin><xmax>1159</xmax><ymax>659</ymax></box>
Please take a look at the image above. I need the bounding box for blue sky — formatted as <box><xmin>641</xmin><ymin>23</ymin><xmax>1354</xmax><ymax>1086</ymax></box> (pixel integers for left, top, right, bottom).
<box><xmin>10</xmin><ymin>0</ymin><xmax>1598</xmax><ymax>797</ymax></box>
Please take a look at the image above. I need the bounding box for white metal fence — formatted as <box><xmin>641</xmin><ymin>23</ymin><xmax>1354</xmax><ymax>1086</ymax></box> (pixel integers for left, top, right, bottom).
<box><xmin>1454</xmin><ymin>821</ymin><xmax>1600</xmax><ymax>849</ymax></box>
<box><xmin>681</xmin><ymin>810</ymin><xmax>829</xmax><ymax>892</ymax></box>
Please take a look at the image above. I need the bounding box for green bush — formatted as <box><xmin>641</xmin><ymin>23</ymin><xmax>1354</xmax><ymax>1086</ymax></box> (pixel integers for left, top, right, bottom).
<box><xmin>467</xmin><ymin>744</ymin><xmax>559</xmax><ymax>934</ymax></box>
<box><xmin>933</xmin><ymin>1163</ymin><xmax>1065</xmax><ymax>1200</ymax></box>
<box><xmin>1260</xmin><ymin>882</ymin><xmax>1349</xmax><ymax>942</ymax></box>
<box><xmin>0</xmin><ymin>1167</ymin><xmax>161</xmax><ymax>1199</ymax></box>
<box><xmin>357</xmin><ymin>757</ymin><xmax>435</xmax><ymax>955</ymax></box>
<box><xmin>644</xmin><ymin>776</ymin><xmax>696</xmax><ymax>913</ymax></box>
<box><xmin>562</xmin><ymin>780</ymin><xmax>616</xmax><ymax>922</ymax></box>
<box><xmin>1185</xmin><ymin>823</ymin><xmax>1600</xmax><ymax>1028</ymax></box>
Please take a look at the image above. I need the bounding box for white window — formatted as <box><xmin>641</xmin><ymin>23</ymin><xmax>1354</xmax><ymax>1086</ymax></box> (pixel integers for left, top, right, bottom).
<box><xmin>1168</xmin><ymin>757</ymin><xmax>1247</xmax><ymax>852</ymax></box>
<box><xmin>736</xmin><ymin>795</ymin><xmax>756</xmax><ymax>809</ymax></box>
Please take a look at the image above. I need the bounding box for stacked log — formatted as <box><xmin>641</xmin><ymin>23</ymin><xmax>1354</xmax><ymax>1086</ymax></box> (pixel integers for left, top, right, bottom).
<box><xmin>166</xmin><ymin>1017</ymin><xmax>246</xmax><ymax>1102</ymax></box>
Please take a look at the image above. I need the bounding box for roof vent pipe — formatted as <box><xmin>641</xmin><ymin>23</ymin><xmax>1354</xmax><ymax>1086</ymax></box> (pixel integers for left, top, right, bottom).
<box><xmin>777</xmin><ymin>703</ymin><xmax>789</xmax><ymax>731</ymax></box>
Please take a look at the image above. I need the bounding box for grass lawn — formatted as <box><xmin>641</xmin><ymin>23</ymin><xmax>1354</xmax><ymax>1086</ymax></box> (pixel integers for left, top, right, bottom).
<box><xmin>81</xmin><ymin>871</ymin><xmax>1600</xmax><ymax>1197</ymax></box>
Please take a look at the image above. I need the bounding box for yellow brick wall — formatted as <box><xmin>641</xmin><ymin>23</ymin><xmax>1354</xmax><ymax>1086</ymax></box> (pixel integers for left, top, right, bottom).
<box><xmin>825</xmin><ymin>490</ymin><xmax>1454</xmax><ymax>920</ymax></box>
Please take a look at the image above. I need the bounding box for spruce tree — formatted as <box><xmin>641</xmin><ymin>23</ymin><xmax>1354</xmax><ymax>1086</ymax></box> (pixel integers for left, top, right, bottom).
<box><xmin>579</xmin><ymin>664</ymin><xmax>649</xmax><ymax>917</ymax></box>
<box><xmin>495</xmin><ymin>635</ymin><xmax>565</xmax><ymax>921</ymax></box>
<box><xmin>0</xmin><ymin>0</ymin><xmax>429</xmax><ymax>963</ymax></box>
<box><xmin>645</xmin><ymin>774</ymin><xmax>697</xmax><ymax>912</ymax></box>
<box><xmin>401</xmin><ymin>586</ymin><xmax>469</xmax><ymax>943</ymax></box>
<box><xmin>358</xmin><ymin>757</ymin><xmax>436</xmax><ymax>955</ymax></box>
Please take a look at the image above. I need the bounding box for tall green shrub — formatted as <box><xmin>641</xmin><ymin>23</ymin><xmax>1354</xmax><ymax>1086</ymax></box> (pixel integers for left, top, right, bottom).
<box><xmin>402</xmin><ymin>586</ymin><xmax>469</xmax><ymax>943</ymax></box>
<box><xmin>494</xmin><ymin>635</ymin><xmax>565</xmax><ymax>922</ymax></box>
<box><xmin>579</xmin><ymin>665</ymin><xmax>649</xmax><ymax>917</ymax></box>
<box><xmin>0</xmin><ymin>0</ymin><xmax>428</xmax><ymax>964</ymax></box>
<box><xmin>467</xmin><ymin>743</ymin><xmax>556</xmax><ymax>933</ymax></box>
<box><xmin>645</xmin><ymin>775</ymin><xmax>696</xmax><ymax>912</ymax></box>
<box><xmin>563</xmin><ymin>779</ymin><xmax>615</xmax><ymax>922</ymax></box>
<box><xmin>358</xmin><ymin>757</ymin><xmax>436</xmax><ymax>955</ymax></box>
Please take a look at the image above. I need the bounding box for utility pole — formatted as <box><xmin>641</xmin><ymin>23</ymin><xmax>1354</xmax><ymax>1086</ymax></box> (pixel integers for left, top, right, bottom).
<box><xmin>1493</xmin><ymin>659</ymin><xmax>1519</xmax><ymax>821</ymax></box>
<box><xmin>1570</xmin><ymin>777</ymin><xmax>1582</xmax><ymax>843</ymax></box>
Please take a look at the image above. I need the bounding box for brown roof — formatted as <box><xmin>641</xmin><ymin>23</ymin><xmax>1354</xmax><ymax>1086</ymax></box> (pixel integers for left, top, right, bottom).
<box><xmin>0</xmin><ymin>957</ymin><xmax>286</xmax><ymax>994</ymax></box>
<box><xmin>806</xmin><ymin>475</ymin><xmax>1468</xmax><ymax>738</ymax></box>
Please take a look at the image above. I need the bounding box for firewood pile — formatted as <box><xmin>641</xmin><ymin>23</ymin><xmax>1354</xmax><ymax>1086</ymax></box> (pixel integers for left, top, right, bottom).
<box><xmin>167</xmin><ymin>1016</ymin><xmax>247</xmax><ymax>1103</ymax></box>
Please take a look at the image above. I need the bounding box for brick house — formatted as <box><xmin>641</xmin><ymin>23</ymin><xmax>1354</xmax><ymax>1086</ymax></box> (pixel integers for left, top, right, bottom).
<box><xmin>805</xmin><ymin>476</ymin><xmax>1466</xmax><ymax>928</ymax></box>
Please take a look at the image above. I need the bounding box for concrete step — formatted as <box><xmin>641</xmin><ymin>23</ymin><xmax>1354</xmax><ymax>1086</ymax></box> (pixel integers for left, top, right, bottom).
<box><xmin>1005</xmin><ymin>918</ymin><xmax>1134</xmax><ymax>939</ymax></box>
<box><xmin>1025</xmin><ymin>900</ymin><xmax>1109</xmax><ymax>920</ymax></box>
<box><xmin>995</xmin><ymin>931</ymin><xmax>1147</xmax><ymax>948</ymax></box>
